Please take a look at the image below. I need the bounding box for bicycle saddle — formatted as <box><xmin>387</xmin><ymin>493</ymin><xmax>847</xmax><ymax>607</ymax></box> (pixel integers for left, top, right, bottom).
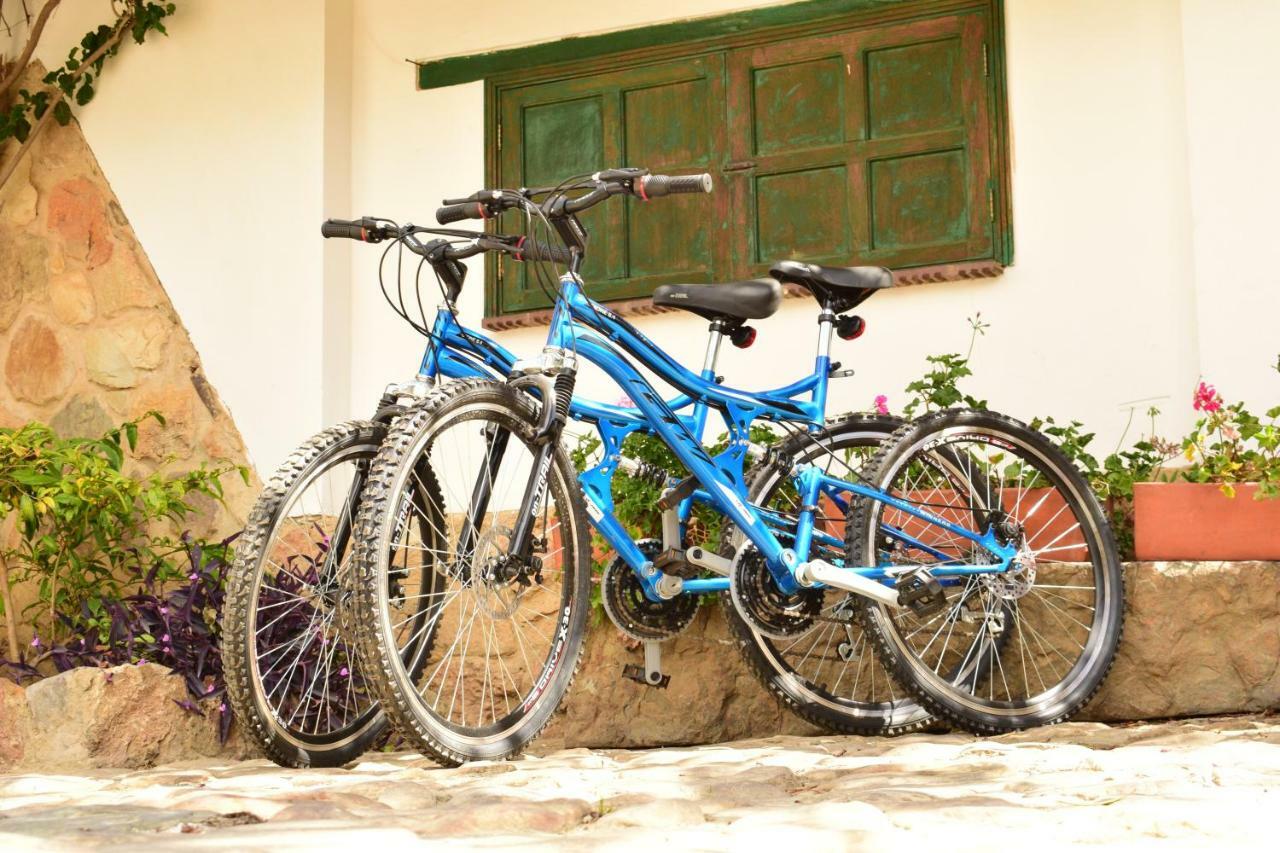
<box><xmin>652</xmin><ymin>278</ymin><xmax>782</xmax><ymax>324</ymax></box>
<box><xmin>771</xmin><ymin>260</ymin><xmax>893</xmax><ymax>313</ymax></box>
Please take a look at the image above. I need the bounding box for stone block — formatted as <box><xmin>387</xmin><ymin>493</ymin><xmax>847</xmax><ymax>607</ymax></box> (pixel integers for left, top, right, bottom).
<box><xmin>49</xmin><ymin>394</ymin><xmax>113</xmax><ymax>439</ymax></box>
<box><xmin>90</xmin><ymin>246</ymin><xmax>159</xmax><ymax>317</ymax></box>
<box><xmin>13</xmin><ymin>663</ymin><xmax>227</xmax><ymax>770</ymax></box>
<box><xmin>46</xmin><ymin>177</ymin><xmax>113</xmax><ymax>269</ymax></box>
<box><xmin>4</xmin><ymin>316</ymin><xmax>74</xmax><ymax>404</ymax></box>
<box><xmin>48</xmin><ymin>270</ymin><xmax>95</xmax><ymax>324</ymax></box>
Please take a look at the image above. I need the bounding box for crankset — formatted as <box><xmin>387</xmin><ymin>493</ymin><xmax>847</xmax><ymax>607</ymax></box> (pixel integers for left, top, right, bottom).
<box><xmin>602</xmin><ymin>539</ymin><xmax>698</xmax><ymax>642</ymax></box>
<box><xmin>730</xmin><ymin>545</ymin><xmax>823</xmax><ymax>640</ymax></box>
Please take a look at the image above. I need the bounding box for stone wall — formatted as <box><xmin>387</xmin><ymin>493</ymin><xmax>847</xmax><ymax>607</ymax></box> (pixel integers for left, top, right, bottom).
<box><xmin>0</xmin><ymin>68</ymin><xmax>259</xmax><ymax>647</ymax></box>
<box><xmin>537</xmin><ymin>560</ymin><xmax>1280</xmax><ymax>750</ymax></box>
<box><xmin>1</xmin><ymin>561</ymin><xmax>1274</xmax><ymax>770</ymax></box>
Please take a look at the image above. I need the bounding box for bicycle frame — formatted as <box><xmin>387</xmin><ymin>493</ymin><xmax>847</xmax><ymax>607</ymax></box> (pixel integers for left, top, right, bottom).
<box><xmin>411</xmin><ymin>303</ymin><xmax>720</xmax><ymax>550</ymax></box>
<box><xmin>543</xmin><ymin>274</ymin><xmax>1016</xmax><ymax>600</ymax></box>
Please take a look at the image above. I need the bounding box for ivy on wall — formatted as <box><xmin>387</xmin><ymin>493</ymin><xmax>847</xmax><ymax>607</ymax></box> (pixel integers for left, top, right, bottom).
<box><xmin>0</xmin><ymin>0</ymin><xmax>176</xmax><ymax>191</ymax></box>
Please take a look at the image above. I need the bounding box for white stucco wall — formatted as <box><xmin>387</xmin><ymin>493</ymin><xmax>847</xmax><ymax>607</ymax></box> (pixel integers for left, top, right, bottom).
<box><xmin>1179</xmin><ymin>0</ymin><xmax>1280</xmax><ymax>412</ymax></box>
<box><xmin>6</xmin><ymin>0</ymin><xmax>1278</xmax><ymax>467</ymax></box>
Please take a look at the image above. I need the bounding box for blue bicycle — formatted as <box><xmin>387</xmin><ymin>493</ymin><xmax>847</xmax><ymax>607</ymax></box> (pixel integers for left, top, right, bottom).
<box><xmin>223</xmin><ymin>212</ymin><xmax>927</xmax><ymax>768</ymax></box>
<box><xmin>346</xmin><ymin>168</ymin><xmax>1124</xmax><ymax>762</ymax></box>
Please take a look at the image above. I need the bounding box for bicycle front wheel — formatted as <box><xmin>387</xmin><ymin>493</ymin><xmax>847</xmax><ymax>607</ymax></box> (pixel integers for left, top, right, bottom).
<box><xmin>850</xmin><ymin>409</ymin><xmax>1124</xmax><ymax>734</ymax></box>
<box><xmin>222</xmin><ymin>421</ymin><xmax>389</xmax><ymax>768</ymax></box>
<box><xmin>351</xmin><ymin>380</ymin><xmax>591</xmax><ymax>765</ymax></box>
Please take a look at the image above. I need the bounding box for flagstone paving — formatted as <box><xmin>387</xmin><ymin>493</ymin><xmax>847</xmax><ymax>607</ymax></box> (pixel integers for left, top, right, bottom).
<box><xmin>1</xmin><ymin>714</ymin><xmax>1276</xmax><ymax>850</ymax></box>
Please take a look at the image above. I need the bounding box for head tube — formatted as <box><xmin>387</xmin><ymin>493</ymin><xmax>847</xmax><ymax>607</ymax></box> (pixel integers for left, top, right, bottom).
<box><xmin>417</xmin><ymin>306</ymin><xmax>457</xmax><ymax>379</ymax></box>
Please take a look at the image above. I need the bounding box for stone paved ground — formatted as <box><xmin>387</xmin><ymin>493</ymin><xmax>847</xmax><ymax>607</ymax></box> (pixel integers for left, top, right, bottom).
<box><xmin>1</xmin><ymin>714</ymin><xmax>1277</xmax><ymax>851</ymax></box>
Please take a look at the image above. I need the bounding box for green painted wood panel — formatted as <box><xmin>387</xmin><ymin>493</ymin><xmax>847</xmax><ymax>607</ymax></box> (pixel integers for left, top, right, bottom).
<box><xmin>870</xmin><ymin>149</ymin><xmax>969</xmax><ymax>248</ymax></box>
<box><xmin>867</xmin><ymin>38</ymin><xmax>963</xmax><ymax>138</ymax></box>
<box><xmin>491</xmin><ymin>55</ymin><xmax>728</xmax><ymax>316</ymax></box>
<box><xmin>756</xmin><ymin>166</ymin><xmax>853</xmax><ymax>262</ymax></box>
<box><xmin>484</xmin><ymin>0</ymin><xmax>1009</xmax><ymax>320</ymax></box>
<box><xmin>752</xmin><ymin>57</ymin><xmax>847</xmax><ymax>155</ymax></box>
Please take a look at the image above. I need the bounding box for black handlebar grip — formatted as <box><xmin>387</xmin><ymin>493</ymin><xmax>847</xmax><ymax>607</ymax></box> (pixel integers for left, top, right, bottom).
<box><xmin>513</xmin><ymin>239</ymin><xmax>573</xmax><ymax>265</ymax></box>
<box><xmin>638</xmin><ymin>173</ymin><xmax>713</xmax><ymax>199</ymax></box>
<box><xmin>321</xmin><ymin>219</ymin><xmax>369</xmax><ymax>240</ymax></box>
<box><xmin>436</xmin><ymin>202</ymin><xmax>487</xmax><ymax>224</ymax></box>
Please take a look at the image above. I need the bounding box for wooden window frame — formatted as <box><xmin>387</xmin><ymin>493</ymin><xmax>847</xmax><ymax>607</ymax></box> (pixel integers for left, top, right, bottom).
<box><xmin>466</xmin><ymin>0</ymin><xmax>1011</xmax><ymax>329</ymax></box>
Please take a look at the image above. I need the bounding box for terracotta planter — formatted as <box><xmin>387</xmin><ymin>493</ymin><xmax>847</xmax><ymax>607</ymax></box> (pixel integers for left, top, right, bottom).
<box><xmin>1133</xmin><ymin>482</ymin><xmax>1280</xmax><ymax>560</ymax></box>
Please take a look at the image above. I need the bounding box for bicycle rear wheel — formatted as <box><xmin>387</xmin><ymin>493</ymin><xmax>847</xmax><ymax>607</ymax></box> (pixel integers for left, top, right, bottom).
<box><xmin>850</xmin><ymin>409</ymin><xmax>1124</xmax><ymax>734</ymax></box>
<box><xmin>721</xmin><ymin>413</ymin><xmax>934</xmax><ymax>736</ymax></box>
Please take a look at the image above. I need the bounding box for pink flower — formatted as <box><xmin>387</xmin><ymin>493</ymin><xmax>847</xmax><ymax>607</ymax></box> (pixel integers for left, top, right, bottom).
<box><xmin>873</xmin><ymin>395</ymin><xmax>890</xmax><ymax>415</ymax></box>
<box><xmin>219</xmin><ymin>702</ymin><xmax>227</xmax><ymax>713</ymax></box>
<box><xmin>188</xmin><ymin>572</ymin><xmax>199</xmax><ymax>581</ymax></box>
<box><xmin>1223</xmin><ymin>425</ymin><xmax>1240</xmax><ymax>441</ymax></box>
<box><xmin>1193</xmin><ymin>381</ymin><xmax>1222</xmax><ymax>413</ymax></box>
<box><xmin>339</xmin><ymin>667</ymin><xmax>350</xmax><ymax>677</ymax></box>
<box><xmin>160</xmin><ymin>606</ymin><xmax>169</xmax><ymax>616</ymax></box>
<box><xmin>30</xmin><ymin>635</ymin><xmax>40</xmax><ymax>648</ymax></box>
<box><xmin>161</xmin><ymin>634</ymin><xmax>171</xmax><ymax>643</ymax></box>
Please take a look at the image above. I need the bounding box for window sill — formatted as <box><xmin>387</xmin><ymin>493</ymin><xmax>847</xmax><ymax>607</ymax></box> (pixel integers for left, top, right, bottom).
<box><xmin>480</xmin><ymin>259</ymin><xmax>1004</xmax><ymax>331</ymax></box>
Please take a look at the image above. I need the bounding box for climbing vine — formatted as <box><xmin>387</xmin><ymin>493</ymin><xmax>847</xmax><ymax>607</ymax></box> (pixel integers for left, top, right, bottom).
<box><xmin>0</xmin><ymin>0</ymin><xmax>176</xmax><ymax>190</ymax></box>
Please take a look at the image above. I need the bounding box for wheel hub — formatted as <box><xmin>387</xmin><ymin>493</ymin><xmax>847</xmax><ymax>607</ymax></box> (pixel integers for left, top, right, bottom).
<box><xmin>983</xmin><ymin>542</ymin><xmax>1037</xmax><ymax>600</ymax></box>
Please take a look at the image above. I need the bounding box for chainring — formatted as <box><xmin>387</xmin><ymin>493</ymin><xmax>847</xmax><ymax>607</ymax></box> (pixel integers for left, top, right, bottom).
<box><xmin>601</xmin><ymin>539</ymin><xmax>698</xmax><ymax>642</ymax></box>
<box><xmin>729</xmin><ymin>545</ymin><xmax>824</xmax><ymax>640</ymax></box>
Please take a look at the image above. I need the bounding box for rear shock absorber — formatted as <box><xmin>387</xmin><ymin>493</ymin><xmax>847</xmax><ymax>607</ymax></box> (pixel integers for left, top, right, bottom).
<box><xmin>621</xmin><ymin>459</ymin><xmax>671</xmax><ymax>490</ymax></box>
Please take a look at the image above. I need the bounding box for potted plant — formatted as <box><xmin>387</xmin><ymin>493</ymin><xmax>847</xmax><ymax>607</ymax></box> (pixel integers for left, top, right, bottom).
<box><xmin>1133</xmin><ymin>371</ymin><xmax>1280</xmax><ymax>560</ymax></box>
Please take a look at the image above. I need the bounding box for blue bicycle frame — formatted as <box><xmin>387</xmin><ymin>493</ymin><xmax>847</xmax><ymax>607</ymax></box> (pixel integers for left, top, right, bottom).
<box><xmin>410</xmin><ymin>302</ymin><xmax>720</xmax><ymax>548</ymax></box>
<box><xmin>540</xmin><ymin>275</ymin><xmax>1016</xmax><ymax>601</ymax></box>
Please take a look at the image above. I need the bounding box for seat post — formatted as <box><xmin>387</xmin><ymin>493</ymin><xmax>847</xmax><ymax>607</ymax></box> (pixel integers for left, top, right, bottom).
<box><xmin>816</xmin><ymin>302</ymin><xmax>836</xmax><ymax>362</ymax></box>
<box><xmin>701</xmin><ymin>320</ymin><xmax>726</xmax><ymax>378</ymax></box>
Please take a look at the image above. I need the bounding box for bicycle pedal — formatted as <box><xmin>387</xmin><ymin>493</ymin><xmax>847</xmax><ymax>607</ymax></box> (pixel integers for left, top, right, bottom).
<box><xmin>895</xmin><ymin>568</ymin><xmax>947</xmax><ymax>618</ymax></box>
<box><xmin>653</xmin><ymin>547</ymin><xmax>697</xmax><ymax>578</ymax></box>
<box><xmin>621</xmin><ymin>663</ymin><xmax>670</xmax><ymax>689</ymax></box>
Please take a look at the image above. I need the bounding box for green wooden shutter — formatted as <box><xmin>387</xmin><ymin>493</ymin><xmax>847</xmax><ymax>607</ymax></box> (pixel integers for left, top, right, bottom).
<box><xmin>492</xmin><ymin>55</ymin><xmax>729</xmax><ymax>315</ymax></box>
<box><xmin>726</xmin><ymin>10</ymin><xmax>994</xmax><ymax>278</ymax></box>
<box><xmin>484</xmin><ymin>0</ymin><xmax>1009</xmax><ymax>323</ymax></box>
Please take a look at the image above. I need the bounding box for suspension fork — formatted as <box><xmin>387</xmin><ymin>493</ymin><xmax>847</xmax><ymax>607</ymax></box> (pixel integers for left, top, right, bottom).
<box><xmin>455</xmin><ymin>424</ymin><xmax>512</xmax><ymax>576</ymax></box>
<box><xmin>505</xmin><ymin>366</ymin><xmax>577</xmax><ymax>565</ymax></box>
<box><xmin>318</xmin><ymin>462</ymin><xmax>366</xmax><ymax>596</ymax></box>
<box><xmin>319</xmin><ymin>401</ymin><xmax>405</xmax><ymax>591</ymax></box>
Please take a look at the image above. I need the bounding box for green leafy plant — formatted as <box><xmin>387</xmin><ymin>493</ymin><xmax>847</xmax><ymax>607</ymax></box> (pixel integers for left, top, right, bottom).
<box><xmin>900</xmin><ymin>314</ymin><xmax>989</xmax><ymax>418</ymax></box>
<box><xmin>1030</xmin><ymin>408</ymin><xmax>1177</xmax><ymax>559</ymax></box>
<box><xmin>1182</xmin><ymin>374</ymin><xmax>1280</xmax><ymax>499</ymax></box>
<box><xmin>0</xmin><ymin>413</ymin><xmax>247</xmax><ymax>649</ymax></box>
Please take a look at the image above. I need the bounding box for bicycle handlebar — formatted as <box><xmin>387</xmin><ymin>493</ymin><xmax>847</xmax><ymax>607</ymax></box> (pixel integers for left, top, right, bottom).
<box><xmin>319</xmin><ymin>217</ymin><xmax>569</xmax><ymax>264</ymax></box>
<box><xmin>635</xmin><ymin>172</ymin><xmax>714</xmax><ymax>200</ymax></box>
<box><xmin>435</xmin><ymin>201</ymin><xmax>491</xmax><ymax>225</ymax></box>
<box><xmin>434</xmin><ymin>170</ymin><xmax>714</xmax><ymax>224</ymax></box>
<box><xmin>321</xmin><ymin>218</ymin><xmax>386</xmax><ymax>242</ymax></box>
